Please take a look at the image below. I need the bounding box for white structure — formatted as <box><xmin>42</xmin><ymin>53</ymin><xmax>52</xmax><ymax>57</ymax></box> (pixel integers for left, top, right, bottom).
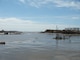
<box><xmin>65</xmin><ymin>28</ymin><xmax>80</xmax><ymax>32</ymax></box>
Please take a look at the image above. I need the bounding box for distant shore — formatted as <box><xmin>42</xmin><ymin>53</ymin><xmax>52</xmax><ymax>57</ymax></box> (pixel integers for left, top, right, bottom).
<box><xmin>41</xmin><ymin>29</ymin><xmax>80</xmax><ymax>34</ymax></box>
<box><xmin>0</xmin><ymin>30</ymin><xmax>22</xmax><ymax>35</ymax></box>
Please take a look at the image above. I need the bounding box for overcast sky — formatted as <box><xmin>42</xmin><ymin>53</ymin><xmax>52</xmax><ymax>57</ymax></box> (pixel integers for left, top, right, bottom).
<box><xmin>0</xmin><ymin>0</ymin><xmax>80</xmax><ymax>31</ymax></box>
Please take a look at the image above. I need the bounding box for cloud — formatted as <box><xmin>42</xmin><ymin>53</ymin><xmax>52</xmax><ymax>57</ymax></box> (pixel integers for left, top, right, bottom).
<box><xmin>54</xmin><ymin>0</ymin><xmax>80</xmax><ymax>9</ymax></box>
<box><xmin>0</xmin><ymin>18</ymin><xmax>34</xmax><ymax>24</ymax></box>
<box><xmin>0</xmin><ymin>17</ymin><xmax>70</xmax><ymax>31</ymax></box>
<box><xmin>71</xmin><ymin>16</ymin><xmax>80</xmax><ymax>20</ymax></box>
<box><xmin>0</xmin><ymin>18</ymin><xmax>36</xmax><ymax>31</ymax></box>
<box><xmin>19</xmin><ymin>0</ymin><xmax>80</xmax><ymax>9</ymax></box>
<box><xmin>19</xmin><ymin>15</ymin><xmax>80</xmax><ymax>20</ymax></box>
<box><xmin>19</xmin><ymin>0</ymin><xmax>25</xmax><ymax>3</ymax></box>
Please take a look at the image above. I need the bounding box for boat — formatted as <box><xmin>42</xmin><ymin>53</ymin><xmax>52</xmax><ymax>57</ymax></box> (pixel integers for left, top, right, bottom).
<box><xmin>0</xmin><ymin>42</ymin><xmax>5</xmax><ymax>44</ymax></box>
<box><xmin>54</xmin><ymin>26</ymin><xmax>66</xmax><ymax>40</ymax></box>
<box><xmin>54</xmin><ymin>33</ymin><xmax>63</xmax><ymax>40</ymax></box>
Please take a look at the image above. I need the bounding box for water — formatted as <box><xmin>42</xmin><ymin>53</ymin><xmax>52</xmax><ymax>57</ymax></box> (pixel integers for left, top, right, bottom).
<box><xmin>0</xmin><ymin>32</ymin><xmax>80</xmax><ymax>60</ymax></box>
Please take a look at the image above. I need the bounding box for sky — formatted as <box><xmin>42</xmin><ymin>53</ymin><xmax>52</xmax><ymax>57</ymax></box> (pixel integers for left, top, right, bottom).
<box><xmin>0</xmin><ymin>0</ymin><xmax>80</xmax><ymax>31</ymax></box>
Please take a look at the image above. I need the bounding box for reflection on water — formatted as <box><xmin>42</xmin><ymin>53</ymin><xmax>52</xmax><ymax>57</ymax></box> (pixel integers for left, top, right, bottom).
<box><xmin>0</xmin><ymin>32</ymin><xmax>80</xmax><ymax>60</ymax></box>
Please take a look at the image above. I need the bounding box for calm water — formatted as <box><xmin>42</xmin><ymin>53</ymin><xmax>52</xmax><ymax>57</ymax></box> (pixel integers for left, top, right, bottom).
<box><xmin>0</xmin><ymin>32</ymin><xmax>80</xmax><ymax>60</ymax></box>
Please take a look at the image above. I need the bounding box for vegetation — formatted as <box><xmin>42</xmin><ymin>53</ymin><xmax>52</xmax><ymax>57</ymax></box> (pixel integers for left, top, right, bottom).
<box><xmin>42</xmin><ymin>28</ymin><xmax>80</xmax><ymax>34</ymax></box>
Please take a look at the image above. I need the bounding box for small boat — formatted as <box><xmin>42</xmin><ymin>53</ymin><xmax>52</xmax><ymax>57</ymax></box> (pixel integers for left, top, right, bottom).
<box><xmin>54</xmin><ymin>34</ymin><xmax>63</xmax><ymax>40</ymax></box>
<box><xmin>0</xmin><ymin>42</ymin><xmax>5</xmax><ymax>44</ymax></box>
<box><xmin>54</xmin><ymin>26</ymin><xmax>66</xmax><ymax>40</ymax></box>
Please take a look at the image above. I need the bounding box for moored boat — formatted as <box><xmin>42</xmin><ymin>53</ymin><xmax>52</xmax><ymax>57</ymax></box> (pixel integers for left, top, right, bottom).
<box><xmin>0</xmin><ymin>42</ymin><xmax>5</xmax><ymax>44</ymax></box>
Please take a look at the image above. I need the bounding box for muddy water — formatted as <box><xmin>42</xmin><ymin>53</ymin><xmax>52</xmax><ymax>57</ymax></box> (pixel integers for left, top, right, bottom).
<box><xmin>0</xmin><ymin>32</ymin><xmax>80</xmax><ymax>60</ymax></box>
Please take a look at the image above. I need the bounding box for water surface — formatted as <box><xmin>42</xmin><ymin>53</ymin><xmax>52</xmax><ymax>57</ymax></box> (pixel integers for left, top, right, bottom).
<box><xmin>0</xmin><ymin>32</ymin><xmax>80</xmax><ymax>60</ymax></box>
